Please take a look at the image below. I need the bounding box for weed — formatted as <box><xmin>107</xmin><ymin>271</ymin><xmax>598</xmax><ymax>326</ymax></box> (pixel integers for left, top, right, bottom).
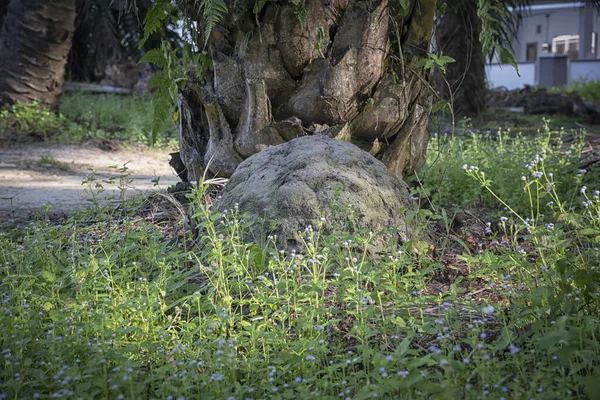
<box><xmin>550</xmin><ymin>78</ymin><xmax>600</xmax><ymax>102</ymax></box>
<box><xmin>414</xmin><ymin>119</ymin><xmax>599</xmax><ymax>215</ymax></box>
<box><xmin>0</xmin><ymin>102</ymin><xmax>67</xmax><ymax>137</ymax></box>
<box><xmin>0</xmin><ymin>94</ymin><xmax>177</xmax><ymax>147</ymax></box>
<box><xmin>58</xmin><ymin>92</ymin><xmax>177</xmax><ymax>146</ymax></box>
<box><xmin>1</xmin><ymin>118</ymin><xmax>599</xmax><ymax>399</ymax></box>
<box><xmin>38</xmin><ymin>155</ymin><xmax>71</xmax><ymax>171</ymax></box>
<box><xmin>39</xmin><ymin>155</ymin><xmax>57</xmax><ymax>165</ymax></box>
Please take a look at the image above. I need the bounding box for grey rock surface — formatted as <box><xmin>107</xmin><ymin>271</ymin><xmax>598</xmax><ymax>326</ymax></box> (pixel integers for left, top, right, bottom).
<box><xmin>213</xmin><ymin>135</ymin><xmax>416</xmax><ymax>252</ymax></box>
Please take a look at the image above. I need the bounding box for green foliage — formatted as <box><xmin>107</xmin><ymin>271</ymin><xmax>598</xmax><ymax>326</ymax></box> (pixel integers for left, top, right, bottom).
<box><xmin>314</xmin><ymin>27</ymin><xmax>327</xmax><ymax>58</ymax></box>
<box><xmin>394</xmin><ymin>0</ymin><xmax>411</xmax><ymax>16</ymax></box>
<box><xmin>139</xmin><ymin>0</ymin><xmax>220</xmax><ymax>145</ymax></box>
<box><xmin>422</xmin><ymin>52</ymin><xmax>456</xmax><ymax>74</ymax></box>
<box><xmin>477</xmin><ymin>0</ymin><xmax>518</xmax><ymax>70</ymax></box>
<box><xmin>198</xmin><ymin>0</ymin><xmax>229</xmax><ymax>47</ymax></box>
<box><xmin>2</xmin><ymin>117</ymin><xmax>600</xmax><ymax>398</ymax></box>
<box><xmin>139</xmin><ymin>0</ymin><xmax>227</xmax><ymax>143</ymax></box>
<box><xmin>0</xmin><ymin>102</ymin><xmax>67</xmax><ymax>137</ymax></box>
<box><xmin>140</xmin><ymin>42</ymin><xmax>212</xmax><ymax>145</ymax></box>
<box><xmin>0</xmin><ymin>93</ymin><xmax>177</xmax><ymax>146</ymax></box>
<box><xmin>415</xmin><ymin>119</ymin><xmax>599</xmax><ymax>215</ymax></box>
<box><xmin>58</xmin><ymin>92</ymin><xmax>177</xmax><ymax>146</ymax></box>
<box><xmin>139</xmin><ymin>0</ymin><xmax>175</xmax><ymax>48</ymax></box>
<box><xmin>291</xmin><ymin>0</ymin><xmax>308</xmax><ymax>28</ymax></box>
<box><xmin>550</xmin><ymin>78</ymin><xmax>600</xmax><ymax>102</ymax></box>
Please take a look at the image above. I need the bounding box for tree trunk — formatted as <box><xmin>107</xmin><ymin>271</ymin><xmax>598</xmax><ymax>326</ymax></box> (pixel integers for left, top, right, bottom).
<box><xmin>0</xmin><ymin>0</ymin><xmax>77</xmax><ymax>110</ymax></box>
<box><xmin>435</xmin><ymin>0</ymin><xmax>486</xmax><ymax>117</ymax></box>
<box><xmin>178</xmin><ymin>0</ymin><xmax>435</xmax><ymax>182</ymax></box>
<box><xmin>0</xmin><ymin>0</ymin><xmax>9</xmax><ymax>30</ymax></box>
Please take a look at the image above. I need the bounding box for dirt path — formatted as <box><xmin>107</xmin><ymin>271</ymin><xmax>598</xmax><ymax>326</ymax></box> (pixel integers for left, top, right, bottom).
<box><xmin>0</xmin><ymin>143</ymin><xmax>180</xmax><ymax>220</ymax></box>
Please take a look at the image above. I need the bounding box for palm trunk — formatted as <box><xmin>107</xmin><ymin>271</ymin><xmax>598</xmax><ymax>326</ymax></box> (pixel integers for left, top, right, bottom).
<box><xmin>435</xmin><ymin>0</ymin><xmax>486</xmax><ymax>117</ymax></box>
<box><xmin>0</xmin><ymin>0</ymin><xmax>9</xmax><ymax>30</ymax></box>
<box><xmin>178</xmin><ymin>0</ymin><xmax>436</xmax><ymax>181</ymax></box>
<box><xmin>0</xmin><ymin>0</ymin><xmax>77</xmax><ymax>110</ymax></box>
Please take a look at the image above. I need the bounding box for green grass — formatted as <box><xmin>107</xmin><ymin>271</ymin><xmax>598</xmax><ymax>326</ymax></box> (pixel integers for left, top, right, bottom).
<box><xmin>1</xmin><ymin>119</ymin><xmax>600</xmax><ymax>399</ymax></box>
<box><xmin>414</xmin><ymin>119</ymin><xmax>600</xmax><ymax>215</ymax></box>
<box><xmin>0</xmin><ymin>93</ymin><xmax>177</xmax><ymax>147</ymax></box>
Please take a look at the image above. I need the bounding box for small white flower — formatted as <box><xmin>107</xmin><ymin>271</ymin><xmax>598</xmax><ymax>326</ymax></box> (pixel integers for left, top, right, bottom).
<box><xmin>482</xmin><ymin>305</ymin><xmax>495</xmax><ymax>314</ymax></box>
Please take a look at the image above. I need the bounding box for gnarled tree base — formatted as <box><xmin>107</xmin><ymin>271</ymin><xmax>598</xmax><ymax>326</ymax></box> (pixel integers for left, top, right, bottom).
<box><xmin>177</xmin><ymin>0</ymin><xmax>435</xmax><ymax>182</ymax></box>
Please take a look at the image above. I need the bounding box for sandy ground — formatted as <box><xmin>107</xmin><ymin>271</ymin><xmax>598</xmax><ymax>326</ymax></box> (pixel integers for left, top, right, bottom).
<box><xmin>0</xmin><ymin>143</ymin><xmax>180</xmax><ymax>220</ymax></box>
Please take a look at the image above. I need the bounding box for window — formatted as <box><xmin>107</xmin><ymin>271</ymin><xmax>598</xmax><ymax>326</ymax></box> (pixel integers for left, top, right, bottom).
<box><xmin>536</xmin><ymin>25</ymin><xmax>542</xmax><ymax>34</ymax></box>
<box><xmin>567</xmin><ymin>41</ymin><xmax>579</xmax><ymax>59</ymax></box>
<box><xmin>526</xmin><ymin>43</ymin><xmax>537</xmax><ymax>61</ymax></box>
<box><xmin>552</xmin><ymin>35</ymin><xmax>579</xmax><ymax>59</ymax></box>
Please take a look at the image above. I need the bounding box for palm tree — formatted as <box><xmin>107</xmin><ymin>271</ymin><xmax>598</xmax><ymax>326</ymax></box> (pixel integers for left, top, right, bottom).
<box><xmin>0</xmin><ymin>0</ymin><xmax>9</xmax><ymax>29</ymax></box>
<box><xmin>67</xmin><ymin>0</ymin><xmax>178</xmax><ymax>83</ymax></box>
<box><xmin>435</xmin><ymin>0</ymin><xmax>488</xmax><ymax>116</ymax></box>
<box><xmin>0</xmin><ymin>0</ymin><xmax>77</xmax><ymax>110</ymax></box>
<box><xmin>157</xmin><ymin>0</ymin><xmax>437</xmax><ymax>181</ymax></box>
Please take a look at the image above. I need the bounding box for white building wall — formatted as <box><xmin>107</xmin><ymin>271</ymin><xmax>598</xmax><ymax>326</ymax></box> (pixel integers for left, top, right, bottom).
<box><xmin>514</xmin><ymin>8</ymin><xmax>581</xmax><ymax>63</ymax></box>
<box><xmin>486</xmin><ymin>63</ymin><xmax>536</xmax><ymax>89</ymax></box>
<box><xmin>486</xmin><ymin>60</ymin><xmax>600</xmax><ymax>89</ymax></box>
<box><xmin>488</xmin><ymin>3</ymin><xmax>600</xmax><ymax>89</ymax></box>
<box><xmin>570</xmin><ymin>60</ymin><xmax>600</xmax><ymax>80</ymax></box>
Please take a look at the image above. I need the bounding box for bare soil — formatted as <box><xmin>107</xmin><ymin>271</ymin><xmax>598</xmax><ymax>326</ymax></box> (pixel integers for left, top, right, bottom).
<box><xmin>0</xmin><ymin>142</ymin><xmax>180</xmax><ymax>220</ymax></box>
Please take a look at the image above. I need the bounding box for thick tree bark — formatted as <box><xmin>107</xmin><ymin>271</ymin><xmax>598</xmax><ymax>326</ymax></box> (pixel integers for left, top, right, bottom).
<box><xmin>178</xmin><ymin>0</ymin><xmax>435</xmax><ymax>181</ymax></box>
<box><xmin>435</xmin><ymin>0</ymin><xmax>486</xmax><ymax>117</ymax></box>
<box><xmin>0</xmin><ymin>0</ymin><xmax>77</xmax><ymax>110</ymax></box>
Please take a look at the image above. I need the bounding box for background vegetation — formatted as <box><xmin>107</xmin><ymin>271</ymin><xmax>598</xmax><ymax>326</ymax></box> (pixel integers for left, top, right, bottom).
<box><xmin>550</xmin><ymin>78</ymin><xmax>600</xmax><ymax>102</ymax></box>
<box><xmin>0</xmin><ymin>93</ymin><xmax>177</xmax><ymax>147</ymax></box>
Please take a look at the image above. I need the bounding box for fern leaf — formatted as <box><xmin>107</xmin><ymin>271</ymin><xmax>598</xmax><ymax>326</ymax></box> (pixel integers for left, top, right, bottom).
<box><xmin>140</xmin><ymin>0</ymin><xmax>173</xmax><ymax>48</ymax></box>
<box><xmin>139</xmin><ymin>48</ymin><xmax>168</xmax><ymax>68</ymax></box>
<box><xmin>198</xmin><ymin>0</ymin><xmax>228</xmax><ymax>47</ymax></box>
<box><xmin>148</xmin><ymin>72</ymin><xmax>173</xmax><ymax>145</ymax></box>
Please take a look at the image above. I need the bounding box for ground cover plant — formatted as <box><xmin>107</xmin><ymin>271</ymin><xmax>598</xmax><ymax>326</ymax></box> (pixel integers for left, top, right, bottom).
<box><xmin>0</xmin><ymin>93</ymin><xmax>177</xmax><ymax>147</ymax></box>
<box><xmin>1</xmin><ymin>119</ymin><xmax>599</xmax><ymax>399</ymax></box>
<box><xmin>415</xmin><ymin>119</ymin><xmax>600</xmax><ymax>214</ymax></box>
<box><xmin>550</xmin><ymin>78</ymin><xmax>600</xmax><ymax>103</ymax></box>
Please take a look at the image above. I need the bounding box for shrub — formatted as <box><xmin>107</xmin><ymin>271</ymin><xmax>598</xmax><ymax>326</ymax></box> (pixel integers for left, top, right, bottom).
<box><xmin>413</xmin><ymin>119</ymin><xmax>599</xmax><ymax>216</ymax></box>
<box><xmin>550</xmin><ymin>78</ymin><xmax>600</xmax><ymax>102</ymax></box>
<box><xmin>0</xmin><ymin>101</ymin><xmax>67</xmax><ymax>137</ymax></box>
<box><xmin>1</xmin><ymin>118</ymin><xmax>599</xmax><ymax>399</ymax></box>
<box><xmin>58</xmin><ymin>92</ymin><xmax>177</xmax><ymax>146</ymax></box>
